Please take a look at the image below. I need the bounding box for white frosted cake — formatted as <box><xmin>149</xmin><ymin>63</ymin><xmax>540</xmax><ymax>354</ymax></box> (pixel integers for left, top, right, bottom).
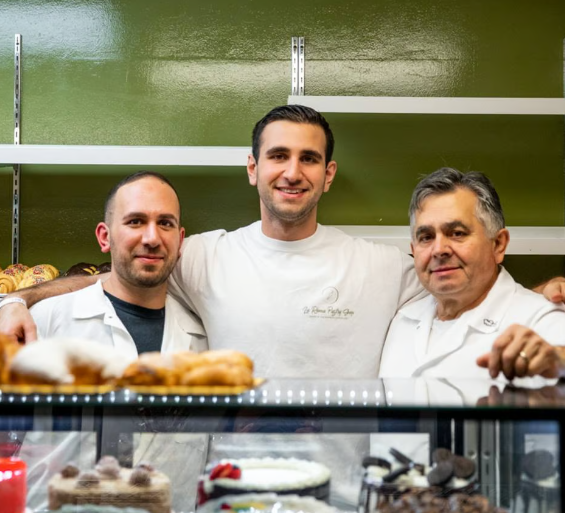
<box><xmin>198</xmin><ymin>493</ymin><xmax>338</xmax><ymax>513</ymax></box>
<box><xmin>197</xmin><ymin>458</ymin><xmax>331</xmax><ymax>505</ymax></box>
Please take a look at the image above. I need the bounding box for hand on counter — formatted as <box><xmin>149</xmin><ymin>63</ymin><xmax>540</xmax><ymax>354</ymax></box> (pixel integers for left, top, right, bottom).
<box><xmin>476</xmin><ymin>324</ymin><xmax>560</xmax><ymax>380</ymax></box>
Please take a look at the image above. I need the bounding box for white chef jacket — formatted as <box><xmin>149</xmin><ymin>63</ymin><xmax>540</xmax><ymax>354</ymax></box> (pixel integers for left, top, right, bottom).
<box><xmin>380</xmin><ymin>267</ymin><xmax>565</xmax><ymax>381</ymax></box>
<box><xmin>31</xmin><ymin>279</ymin><xmax>208</xmax><ymax>358</ymax></box>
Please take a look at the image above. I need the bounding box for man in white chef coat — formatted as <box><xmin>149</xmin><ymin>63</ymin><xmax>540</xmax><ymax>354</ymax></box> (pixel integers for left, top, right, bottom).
<box><xmin>30</xmin><ymin>170</ymin><xmax>206</xmax><ymax>355</ymax></box>
<box><xmin>380</xmin><ymin>167</ymin><xmax>565</xmax><ymax>384</ymax></box>
<box><xmin>18</xmin><ymin>171</ymin><xmax>207</xmax><ymax>511</ymax></box>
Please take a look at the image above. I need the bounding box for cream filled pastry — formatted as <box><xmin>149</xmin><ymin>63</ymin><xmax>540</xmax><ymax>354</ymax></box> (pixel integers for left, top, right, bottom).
<box><xmin>10</xmin><ymin>337</ymin><xmax>131</xmax><ymax>385</ymax></box>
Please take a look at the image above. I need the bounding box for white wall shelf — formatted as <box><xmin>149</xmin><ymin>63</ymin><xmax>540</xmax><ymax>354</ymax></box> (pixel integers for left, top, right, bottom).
<box><xmin>288</xmin><ymin>95</ymin><xmax>565</xmax><ymax>115</ymax></box>
<box><xmin>333</xmin><ymin>226</ymin><xmax>565</xmax><ymax>255</ymax></box>
<box><xmin>1</xmin><ymin>144</ymin><xmax>563</xmax><ymax>255</ymax></box>
<box><xmin>0</xmin><ymin>144</ymin><xmax>251</xmax><ymax>166</ymax></box>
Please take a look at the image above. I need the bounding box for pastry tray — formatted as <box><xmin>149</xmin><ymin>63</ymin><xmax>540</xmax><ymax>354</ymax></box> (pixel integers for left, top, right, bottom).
<box><xmin>0</xmin><ymin>378</ymin><xmax>265</xmax><ymax>396</ymax></box>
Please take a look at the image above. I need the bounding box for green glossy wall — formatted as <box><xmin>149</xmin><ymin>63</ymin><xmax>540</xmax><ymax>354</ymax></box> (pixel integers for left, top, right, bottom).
<box><xmin>0</xmin><ymin>0</ymin><xmax>564</xmax><ymax>285</ymax></box>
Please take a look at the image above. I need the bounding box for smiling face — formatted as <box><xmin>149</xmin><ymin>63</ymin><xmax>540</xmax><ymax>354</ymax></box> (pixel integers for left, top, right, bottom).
<box><xmin>411</xmin><ymin>188</ymin><xmax>509</xmax><ymax>317</ymax></box>
<box><xmin>96</xmin><ymin>176</ymin><xmax>185</xmax><ymax>289</ymax></box>
<box><xmin>247</xmin><ymin>120</ymin><xmax>337</xmax><ymax>240</ymax></box>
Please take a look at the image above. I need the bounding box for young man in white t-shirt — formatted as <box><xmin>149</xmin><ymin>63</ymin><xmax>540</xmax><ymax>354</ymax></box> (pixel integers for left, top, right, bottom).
<box><xmin>0</xmin><ymin>105</ymin><xmax>423</xmax><ymax>377</ymax></box>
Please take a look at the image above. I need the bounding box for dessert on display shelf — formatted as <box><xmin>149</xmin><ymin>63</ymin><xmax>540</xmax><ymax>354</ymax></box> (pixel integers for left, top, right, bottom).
<box><xmin>197</xmin><ymin>458</ymin><xmax>331</xmax><ymax>505</ymax></box>
<box><xmin>0</xmin><ymin>333</ymin><xmax>256</xmax><ymax>390</ymax></box>
<box><xmin>197</xmin><ymin>493</ymin><xmax>338</xmax><ymax>513</ymax></box>
<box><xmin>359</xmin><ymin>448</ymin><xmax>508</xmax><ymax>513</ymax></box>
<box><xmin>48</xmin><ymin>456</ymin><xmax>170</xmax><ymax>513</ymax></box>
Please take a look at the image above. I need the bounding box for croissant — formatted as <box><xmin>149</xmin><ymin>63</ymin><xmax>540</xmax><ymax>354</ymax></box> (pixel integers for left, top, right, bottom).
<box><xmin>17</xmin><ymin>275</ymin><xmax>49</xmax><ymax>290</ymax></box>
<box><xmin>0</xmin><ymin>274</ymin><xmax>17</xmax><ymax>294</ymax></box>
<box><xmin>1</xmin><ymin>266</ymin><xmax>26</xmax><ymax>286</ymax></box>
<box><xmin>118</xmin><ymin>352</ymin><xmax>178</xmax><ymax>387</ymax></box>
<box><xmin>179</xmin><ymin>362</ymin><xmax>253</xmax><ymax>387</ymax></box>
<box><xmin>22</xmin><ymin>264</ymin><xmax>59</xmax><ymax>280</ymax></box>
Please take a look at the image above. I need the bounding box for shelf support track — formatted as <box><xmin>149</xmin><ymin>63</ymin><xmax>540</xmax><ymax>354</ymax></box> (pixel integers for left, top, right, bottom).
<box><xmin>12</xmin><ymin>34</ymin><xmax>21</xmax><ymax>264</ymax></box>
<box><xmin>291</xmin><ymin>37</ymin><xmax>305</xmax><ymax>96</ymax></box>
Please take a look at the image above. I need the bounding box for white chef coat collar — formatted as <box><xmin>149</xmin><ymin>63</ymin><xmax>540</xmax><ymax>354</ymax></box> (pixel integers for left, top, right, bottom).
<box><xmin>72</xmin><ymin>279</ymin><xmax>109</xmax><ymax>319</ymax></box>
<box><xmin>165</xmin><ymin>295</ymin><xmax>206</xmax><ymax>336</ymax></box>
<box><xmin>73</xmin><ymin>280</ymin><xmax>207</xmax><ymax>338</ymax></box>
<box><xmin>398</xmin><ymin>266</ymin><xmax>515</xmax><ymax>334</ymax></box>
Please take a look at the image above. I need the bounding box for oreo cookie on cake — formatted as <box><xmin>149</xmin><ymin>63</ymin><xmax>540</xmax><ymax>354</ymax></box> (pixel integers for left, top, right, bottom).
<box><xmin>358</xmin><ymin>447</ymin><xmax>483</xmax><ymax>513</ymax></box>
<box><xmin>516</xmin><ymin>449</ymin><xmax>560</xmax><ymax>513</ymax></box>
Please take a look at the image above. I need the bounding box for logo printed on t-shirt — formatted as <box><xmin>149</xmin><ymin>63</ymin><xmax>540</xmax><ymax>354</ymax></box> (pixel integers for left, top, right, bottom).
<box><xmin>302</xmin><ymin>286</ymin><xmax>355</xmax><ymax>320</ymax></box>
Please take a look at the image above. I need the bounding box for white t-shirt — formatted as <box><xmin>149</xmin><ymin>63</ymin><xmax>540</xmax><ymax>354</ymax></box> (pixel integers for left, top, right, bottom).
<box><xmin>169</xmin><ymin>221</ymin><xmax>423</xmax><ymax>378</ymax></box>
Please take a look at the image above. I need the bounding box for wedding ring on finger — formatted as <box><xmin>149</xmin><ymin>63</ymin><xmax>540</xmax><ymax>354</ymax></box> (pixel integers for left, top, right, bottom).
<box><xmin>519</xmin><ymin>350</ymin><xmax>530</xmax><ymax>365</ymax></box>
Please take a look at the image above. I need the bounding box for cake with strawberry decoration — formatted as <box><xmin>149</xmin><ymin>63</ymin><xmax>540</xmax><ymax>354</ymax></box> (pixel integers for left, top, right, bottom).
<box><xmin>197</xmin><ymin>458</ymin><xmax>331</xmax><ymax>505</ymax></box>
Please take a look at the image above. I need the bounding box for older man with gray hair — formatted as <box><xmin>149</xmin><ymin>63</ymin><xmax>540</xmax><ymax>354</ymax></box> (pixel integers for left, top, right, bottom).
<box><xmin>380</xmin><ymin>167</ymin><xmax>565</xmax><ymax>381</ymax></box>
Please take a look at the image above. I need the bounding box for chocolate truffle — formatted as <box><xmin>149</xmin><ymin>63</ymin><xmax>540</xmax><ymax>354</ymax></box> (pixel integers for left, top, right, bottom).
<box><xmin>60</xmin><ymin>463</ymin><xmax>80</xmax><ymax>478</ymax></box>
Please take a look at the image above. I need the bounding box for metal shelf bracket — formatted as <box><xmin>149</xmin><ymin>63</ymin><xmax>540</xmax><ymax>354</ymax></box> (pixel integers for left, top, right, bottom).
<box><xmin>291</xmin><ymin>37</ymin><xmax>305</xmax><ymax>96</ymax></box>
<box><xmin>12</xmin><ymin>34</ymin><xmax>21</xmax><ymax>264</ymax></box>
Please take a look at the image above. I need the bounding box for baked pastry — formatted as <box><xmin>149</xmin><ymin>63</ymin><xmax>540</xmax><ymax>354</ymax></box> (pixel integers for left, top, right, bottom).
<box><xmin>179</xmin><ymin>362</ymin><xmax>253</xmax><ymax>386</ymax></box>
<box><xmin>0</xmin><ymin>264</ymin><xmax>29</xmax><ymax>292</ymax></box>
<box><xmin>0</xmin><ymin>273</ymin><xmax>18</xmax><ymax>293</ymax></box>
<box><xmin>98</xmin><ymin>262</ymin><xmax>112</xmax><ymax>274</ymax></box>
<box><xmin>118</xmin><ymin>352</ymin><xmax>178</xmax><ymax>387</ymax></box>
<box><xmin>195</xmin><ymin>349</ymin><xmax>254</xmax><ymax>371</ymax></box>
<box><xmin>119</xmin><ymin>349</ymin><xmax>255</xmax><ymax>387</ymax></box>
<box><xmin>64</xmin><ymin>262</ymin><xmax>100</xmax><ymax>277</ymax></box>
<box><xmin>48</xmin><ymin>457</ymin><xmax>171</xmax><ymax>513</ymax></box>
<box><xmin>22</xmin><ymin>264</ymin><xmax>59</xmax><ymax>280</ymax></box>
<box><xmin>17</xmin><ymin>274</ymin><xmax>49</xmax><ymax>290</ymax></box>
<box><xmin>197</xmin><ymin>458</ymin><xmax>331</xmax><ymax>505</ymax></box>
<box><xmin>9</xmin><ymin>337</ymin><xmax>131</xmax><ymax>385</ymax></box>
<box><xmin>0</xmin><ymin>332</ymin><xmax>21</xmax><ymax>383</ymax></box>
<box><xmin>17</xmin><ymin>264</ymin><xmax>59</xmax><ymax>290</ymax></box>
<box><xmin>6</xmin><ymin>263</ymin><xmax>28</xmax><ymax>272</ymax></box>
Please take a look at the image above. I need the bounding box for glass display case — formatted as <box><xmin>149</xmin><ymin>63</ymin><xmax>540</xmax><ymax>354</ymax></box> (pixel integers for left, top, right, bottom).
<box><xmin>0</xmin><ymin>378</ymin><xmax>562</xmax><ymax>513</ymax></box>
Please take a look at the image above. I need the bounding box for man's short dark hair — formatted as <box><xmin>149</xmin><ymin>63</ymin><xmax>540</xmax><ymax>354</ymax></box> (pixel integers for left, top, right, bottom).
<box><xmin>252</xmin><ymin>105</ymin><xmax>335</xmax><ymax>164</ymax></box>
<box><xmin>104</xmin><ymin>171</ymin><xmax>181</xmax><ymax>224</ymax></box>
